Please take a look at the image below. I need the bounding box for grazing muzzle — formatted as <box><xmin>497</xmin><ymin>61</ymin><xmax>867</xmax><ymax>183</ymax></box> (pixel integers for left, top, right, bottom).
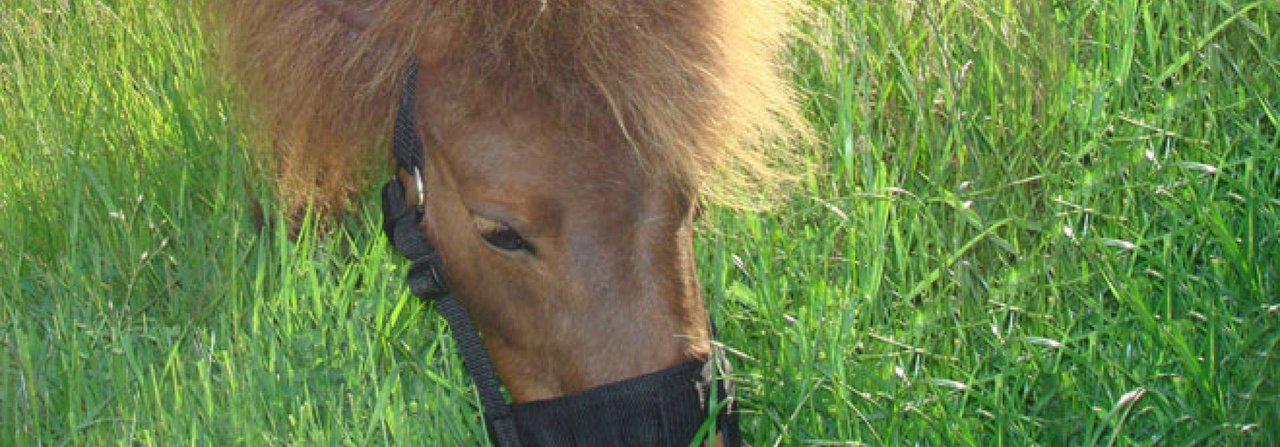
<box><xmin>382</xmin><ymin>63</ymin><xmax>742</xmax><ymax>446</ymax></box>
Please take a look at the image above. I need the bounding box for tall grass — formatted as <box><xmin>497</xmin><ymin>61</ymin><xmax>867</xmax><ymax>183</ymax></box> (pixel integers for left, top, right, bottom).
<box><xmin>2</xmin><ymin>0</ymin><xmax>1277</xmax><ymax>445</ymax></box>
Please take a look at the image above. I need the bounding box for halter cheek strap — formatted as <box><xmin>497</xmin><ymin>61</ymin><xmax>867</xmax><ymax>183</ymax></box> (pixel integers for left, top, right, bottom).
<box><xmin>382</xmin><ymin>62</ymin><xmax>741</xmax><ymax>447</ymax></box>
<box><xmin>381</xmin><ymin>63</ymin><xmax>521</xmax><ymax>446</ymax></box>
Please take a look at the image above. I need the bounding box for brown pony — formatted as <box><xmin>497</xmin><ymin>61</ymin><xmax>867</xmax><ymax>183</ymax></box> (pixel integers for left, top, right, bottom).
<box><xmin>211</xmin><ymin>0</ymin><xmax>806</xmax><ymax>440</ymax></box>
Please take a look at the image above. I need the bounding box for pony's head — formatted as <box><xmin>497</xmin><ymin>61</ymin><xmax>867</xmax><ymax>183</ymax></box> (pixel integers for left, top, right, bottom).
<box><xmin>216</xmin><ymin>0</ymin><xmax>805</xmax><ymax>403</ymax></box>
<box><xmin>407</xmin><ymin>64</ymin><xmax>707</xmax><ymax>400</ymax></box>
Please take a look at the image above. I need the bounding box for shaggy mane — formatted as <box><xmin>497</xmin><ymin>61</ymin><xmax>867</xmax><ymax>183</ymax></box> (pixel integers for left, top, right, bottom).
<box><xmin>210</xmin><ymin>0</ymin><xmax>807</xmax><ymax>214</ymax></box>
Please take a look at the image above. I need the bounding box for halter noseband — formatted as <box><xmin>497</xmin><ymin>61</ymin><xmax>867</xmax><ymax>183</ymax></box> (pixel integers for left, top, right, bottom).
<box><xmin>381</xmin><ymin>62</ymin><xmax>742</xmax><ymax>446</ymax></box>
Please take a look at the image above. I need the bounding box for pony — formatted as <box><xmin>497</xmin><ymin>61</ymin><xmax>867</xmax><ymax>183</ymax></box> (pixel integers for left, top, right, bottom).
<box><xmin>210</xmin><ymin>0</ymin><xmax>807</xmax><ymax>443</ymax></box>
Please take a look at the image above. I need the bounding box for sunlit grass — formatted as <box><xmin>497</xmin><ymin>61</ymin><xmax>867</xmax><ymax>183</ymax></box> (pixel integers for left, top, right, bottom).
<box><xmin>2</xmin><ymin>0</ymin><xmax>1277</xmax><ymax>445</ymax></box>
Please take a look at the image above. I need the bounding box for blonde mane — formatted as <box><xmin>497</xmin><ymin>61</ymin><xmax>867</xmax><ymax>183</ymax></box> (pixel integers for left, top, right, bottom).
<box><xmin>211</xmin><ymin>0</ymin><xmax>807</xmax><ymax>214</ymax></box>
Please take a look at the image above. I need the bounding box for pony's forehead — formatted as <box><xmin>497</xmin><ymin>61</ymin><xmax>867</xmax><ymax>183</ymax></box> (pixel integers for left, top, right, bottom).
<box><xmin>439</xmin><ymin>109</ymin><xmax>639</xmax><ymax>200</ymax></box>
<box><xmin>407</xmin><ymin>0</ymin><xmax>803</xmax><ymax>203</ymax></box>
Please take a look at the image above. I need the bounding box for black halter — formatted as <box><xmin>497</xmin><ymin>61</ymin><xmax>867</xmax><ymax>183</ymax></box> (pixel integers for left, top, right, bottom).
<box><xmin>381</xmin><ymin>63</ymin><xmax>743</xmax><ymax>446</ymax></box>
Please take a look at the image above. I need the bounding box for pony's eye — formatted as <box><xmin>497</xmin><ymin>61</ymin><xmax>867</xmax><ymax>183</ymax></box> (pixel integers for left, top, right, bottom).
<box><xmin>474</xmin><ymin>217</ymin><xmax>532</xmax><ymax>252</ymax></box>
<box><xmin>482</xmin><ymin>225</ymin><xmax>529</xmax><ymax>252</ymax></box>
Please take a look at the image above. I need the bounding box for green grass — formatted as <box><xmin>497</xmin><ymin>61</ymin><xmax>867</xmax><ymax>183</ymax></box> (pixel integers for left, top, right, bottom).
<box><xmin>2</xmin><ymin>0</ymin><xmax>1277</xmax><ymax>445</ymax></box>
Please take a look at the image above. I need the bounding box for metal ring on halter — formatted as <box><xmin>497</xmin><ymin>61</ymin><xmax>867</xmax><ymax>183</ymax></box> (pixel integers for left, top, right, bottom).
<box><xmin>412</xmin><ymin>167</ymin><xmax>425</xmax><ymax>213</ymax></box>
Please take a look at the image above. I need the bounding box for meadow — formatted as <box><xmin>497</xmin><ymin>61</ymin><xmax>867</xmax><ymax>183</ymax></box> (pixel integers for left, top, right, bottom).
<box><xmin>2</xmin><ymin>0</ymin><xmax>1277</xmax><ymax>445</ymax></box>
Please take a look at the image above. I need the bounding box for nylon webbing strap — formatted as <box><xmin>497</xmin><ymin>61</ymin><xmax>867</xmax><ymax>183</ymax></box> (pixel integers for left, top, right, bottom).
<box><xmin>383</xmin><ymin>62</ymin><xmax>522</xmax><ymax>447</ymax></box>
<box><xmin>392</xmin><ymin>63</ymin><xmax>424</xmax><ymax>174</ymax></box>
<box><xmin>437</xmin><ymin>294</ymin><xmax>521</xmax><ymax>446</ymax></box>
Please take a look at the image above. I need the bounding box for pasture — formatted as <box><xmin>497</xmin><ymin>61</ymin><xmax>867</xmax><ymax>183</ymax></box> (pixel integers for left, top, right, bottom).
<box><xmin>2</xmin><ymin>0</ymin><xmax>1277</xmax><ymax>445</ymax></box>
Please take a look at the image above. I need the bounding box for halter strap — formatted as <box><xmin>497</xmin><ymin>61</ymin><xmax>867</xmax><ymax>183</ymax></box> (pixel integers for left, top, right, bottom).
<box><xmin>382</xmin><ymin>62</ymin><xmax>522</xmax><ymax>447</ymax></box>
<box><xmin>390</xmin><ymin>63</ymin><xmax>424</xmax><ymax>184</ymax></box>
